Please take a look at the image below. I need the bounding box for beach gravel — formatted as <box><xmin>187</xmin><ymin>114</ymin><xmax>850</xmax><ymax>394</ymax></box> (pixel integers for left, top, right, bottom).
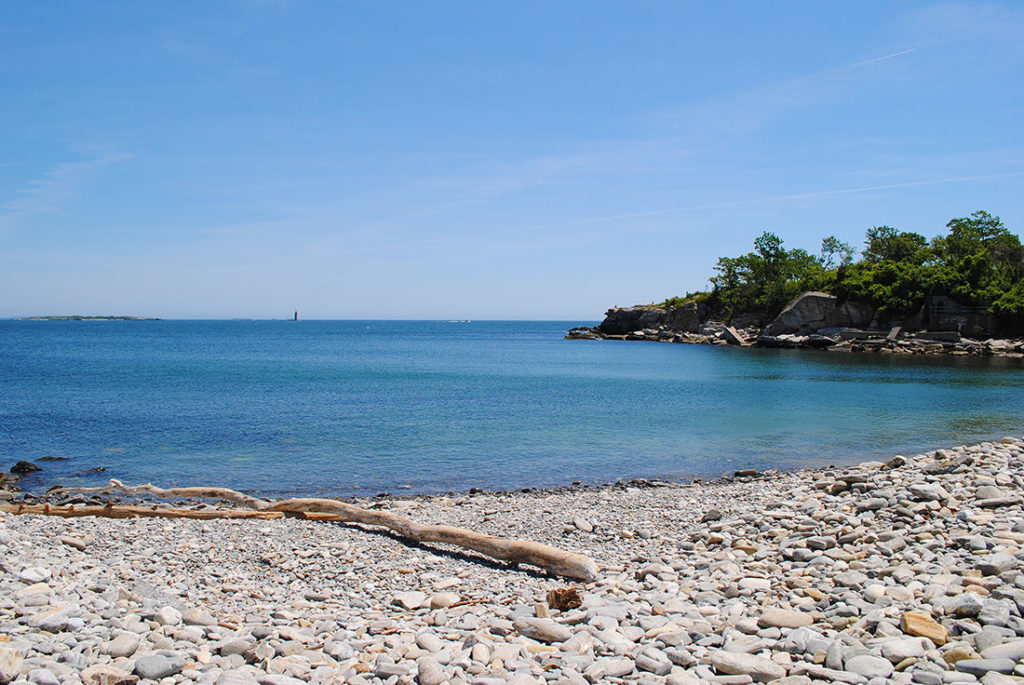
<box><xmin>3</xmin><ymin>436</ymin><xmax>1024</xmax><ymax>684</ymax></box>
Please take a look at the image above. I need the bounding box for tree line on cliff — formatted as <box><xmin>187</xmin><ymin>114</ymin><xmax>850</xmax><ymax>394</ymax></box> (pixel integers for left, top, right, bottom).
<box><xmin>662</xmin><ymin>211</ymin><xmax>1024</xmax><ymax>335</ymax></box>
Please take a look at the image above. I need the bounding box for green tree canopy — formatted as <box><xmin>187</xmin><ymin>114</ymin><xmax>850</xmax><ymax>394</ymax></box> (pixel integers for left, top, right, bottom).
<box><xmin>675</xmin><ymin>211</ymin><xmax>1024</xmax><ymax>335</ymax></box>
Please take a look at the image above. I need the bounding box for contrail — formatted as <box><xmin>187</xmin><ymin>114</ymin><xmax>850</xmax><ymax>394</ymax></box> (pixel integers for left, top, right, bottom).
<box><xmin>847</xmin><ymin>48</ymin><xmax>917</xmax><ymax>69</ymax></box>
<box><xmin>574</xmin><ymin>170</ymin><xmax>1024</xmax><ymax>226</ymax></box>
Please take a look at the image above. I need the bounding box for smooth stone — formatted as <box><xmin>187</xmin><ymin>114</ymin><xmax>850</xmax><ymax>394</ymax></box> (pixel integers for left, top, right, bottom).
<box><xmin>104</xmin><ymin>635</ymin><xmax>140</xmax><ymax>659</ymax></box>
<box><xmin>981</xmin><ymin>673</ymin><xmax>1020</xmax><ymax>685</ymax></box>
<box><xmin>26</xmin><ymin>604</ymin><xmax>75</xmax><ymax>632</ymax></box>
<box><xmin>835</xmin><ymin>571</ymin><xmax>870</xmax><ymax>587</ymax></box>
<box><xmin>14</xmin><ymin>584</ymin><xmax>50</xmax><ymax>599</ymax></box>
<box><xmin>887</xmin><ymin>586</ymin><xmax>915</xmax><ymax>602</ymax></box>
<box><xmin>182</xmin><ymin>609</ymin><xmax>217</xmax><ymax>626</ymax></box>
<box><xmin>219</xmin><ymin>639</ymin><xmax>255</xmax><ymax>657</ymax></box>
<box><xmin>978</xmin><ymin>600</ymin><xmax>1012</xmax><ymax>627</ymax></box>
<box><xmin>256</xmin><ymin>676</ymin><xmax>306</xmax><ymax>685</ymax></box>
<box><xmin>513</xmin><ymin>617</ymin><xmax>571</xmax><ymax>643</ymax></box>
<box><xmin>430</xmin><ymin>592</ymin><xmax>460</xmax><ymax>609</ymax></box>
<box><xmin>416</xmin><ymin>656</ymin><xmax>446</xmax><ymax>685</ymax></box>
<box><xmin>79</xmin><ymin>665</ymin><xmax>138</xmax><ymax>685</ymax></box>
<box><xmin>864</xmin><ymin>584</ymin><xmax>886</xmax><ymax>603</ymax></box>
<box><xmin>154</xmin><ymin>607</ymin><xmax>182</xmax><ymax>626</ymax></box>
<box><xmin>26</xmin><ymin>670</ymin><xmax>58</xmax><ymax>685</ymax></box>
<box><xmin>758</xmin><ymin>608</ymin><xmax>813</xmax><ymax>629</ymax></box>
<box><xmin>373</xmin><ymin>660</ymin><xmax>411</xmax><ymax>679</ymax></box>
<box><xmin>882</xmin><ymin>638</ymin><xmax>928</xmax><ymax>662</ymax></box>
<box><xmin>909</xmin><ymin>483</ymin><xmax>949</xmax><ymax>502</ymax></box>
<box><xmin>133</xmin><ymin>655</ymin><xmax>181</xmax><ymax>681</ymax></box>
<box><xmin>943</xmin><ymin>643</ymin><xmax>981</xmax><ymax>666</ymax></box>
<box><xmin>845</xmin><ymin>654</ymin><xmax>894</xmax><ymax>679</ymax></box>
<box><xmin>955</xmin><ymin>658</ymin><xmax>1017</xmax><ymax>676</ymax></box>
<box><xmin>574</xmin><ymin>516</ymin><xmax>594</xmax><ymax>532</ymax></box>
<box><xmin>977</xmin><ymin>553</ymin><xmax>1019</xmax><ymax>577</ymax></box>
<box><xmin>790</xmin><ymin>665</ymin><xmax>868</xmax><ymax>684</ymax></box>
<box><xmin>976</xmin><ymin>486</ymin><xmax>1005</xmax><ymax>500</ymax></box>
<box><xmin>710</xmin><ymin>651</ymin><xmax>786</xmax><ymax>683</ymax></box>
<box><xmin>948</xmin><ymin>593</ymin><xmax>985</xmax><ymax>618</ymax></box>
<box><xmin>781</xmin><ymin>627</ymin><xmax>830</xmax><ymax>655</ymax></box>
<box><xmin>806</xmin><ymin>536</ymin><xmax>837</xmax><ymax>550</ymax></box>
<box><xmin>214</xmin><ymin>672</ymin><xmax>258</xmax><ymax>685</ymax></box>
<box><xmin>635</xmin><ymin>648</ymin><xmax>672</xmax><ymax>676</ymax></box>
<box><xmin>974</xmin><ymin>628</ymin><xmax>1012</xmax><ymax>654</ymax></box>
<box><xmin>596</xmin><ymin>657</ymin><xmax>636</xmax><ymax>678</ymax></box>
<box><xmin>901</xmin><ymin>612</ymin><xmax>948</xmax><ymax>645</ymax></box>
<box><xmin>416</xmin><ymin>632</ymin><xmax>444</xmax><ymax>653</ymax></box>
<box><xmin>59</xmin><ymin>535</ymin><xmax>88</xmax><ymax>551</ymax></box>
<box><xmin>0</xmin><ymin>647</ymin><xmax>24</xmax><ymax>684</ymax></box>
<box><xmin>392</xmin><ymin>591</ymin><xmax>428</xmax><ymax>610</ymax></box>
<box><xmin>18</xmin><ymin>568</ymin><xmax>50</xmax><ymax>584</ymax></box>
<box><xmin>981</xmin><ymin>639</ymin><xmax>1024</xmax><ymax>661</ymax></box>
<box><xmin>911</xmin><ymin>671</ymin><xmax>944</xmax><ymax>685</ymax></box>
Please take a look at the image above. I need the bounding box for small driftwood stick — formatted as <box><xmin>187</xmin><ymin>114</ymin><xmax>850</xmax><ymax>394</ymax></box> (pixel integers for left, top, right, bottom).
<box><xmin>50</xmin><ymin>480</ymin><xmax>600</xmax><ymax>581</ymax></box>
<box><xmin>0</xmin><ymin>503</ymin><xmax>283</xmax><ymax>520</ymax></box>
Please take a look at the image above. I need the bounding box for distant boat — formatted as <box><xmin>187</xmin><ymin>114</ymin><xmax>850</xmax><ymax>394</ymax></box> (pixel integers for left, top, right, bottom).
<box><xmin>293</xmin><ymin>311</ymin><xmax>298</xmax><ymax>321</ymax></box>
<box><xmin>447</xmin><ymin>320</ymin><xmax>472</xmax><ymax>323</ymax></box>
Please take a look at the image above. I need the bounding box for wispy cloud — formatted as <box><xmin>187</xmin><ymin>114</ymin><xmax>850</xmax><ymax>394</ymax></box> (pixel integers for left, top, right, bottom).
<box><xmin>551</xmin><ymin>171</ymin><xmax>1024</xmax><ymax>228</ymax></box>
<box><xmin>0</xmin><ymin>154</ymin><xmax>131</xmax><ymax>233</ymax></box>
<box><xmin>411</xmin><ymin>44</ymin><xmax>922</xmax><ymax>217</ymax></box>
<box><xmin>845</xmin><ymin>48</ymin><xmax>917</xmax><ymax>69</ymax></box>
<box><xmin>649</xmin><ymin>44</ymin><xmax>919</xmax><ymax>141</ymax></box>
<box><xmin>898</xmin><ymin>2</ymin><xmax>1024</xmax><ymax>45</ymax></box>
<box><xmin>412</xmin><ymin>138</ymin><xmax>688</xmax><ymax>215</ymax></box>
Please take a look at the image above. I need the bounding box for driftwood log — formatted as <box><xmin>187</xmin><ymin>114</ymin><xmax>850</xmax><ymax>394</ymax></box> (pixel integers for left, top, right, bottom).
<box><xmin>0</xmin><ymin>503</ymin><xmax>283</xmax><ymax>520</ymax></box>
<box><xmin>40</xmin><ymin>480</ymin><xmax>600</xmax><ymax>582</ymax></box>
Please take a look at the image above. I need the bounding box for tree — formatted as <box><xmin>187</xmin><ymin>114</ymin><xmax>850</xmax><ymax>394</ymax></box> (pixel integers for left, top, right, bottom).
<box><xmin>862</xmin><ymin>226</ymin><xmax>929</xmax><ymax>265</ymax></box>
<box><xmin>819</xmin><ymin>236</ymin><xmax>854</xmax><ymax>270</ymax></box>
<box><xmin>676</xmin><ymin>211</ymin><xmax>1023</xmax><ymax>334</ymax></box>
<box><xmin>931</xmin><ymin>211</ymin><xmax>1024</xmax><ymax>306</ymax></box>
<box><xmin>709</xmin><ymin>232</ymin><xmax>822</xmax><ymax>320</ymax></box>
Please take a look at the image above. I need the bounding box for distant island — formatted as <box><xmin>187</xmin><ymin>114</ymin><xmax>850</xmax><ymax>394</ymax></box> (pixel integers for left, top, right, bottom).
<box><xmin>16</xmin><ymin>315</ymin><xmax>161</xmax><ymax>321</ymax></box>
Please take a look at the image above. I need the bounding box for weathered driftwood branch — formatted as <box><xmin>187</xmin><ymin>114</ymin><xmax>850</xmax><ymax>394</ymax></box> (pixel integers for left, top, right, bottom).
<box><xmin>0</xmin><ymin>503</ymin><xmax>283</xmax><ymax>520</ymax></box>
<box><xmin>49</xmin><ymin>480</ymin><xmax>600</xmax><ymax>581</ymax></box>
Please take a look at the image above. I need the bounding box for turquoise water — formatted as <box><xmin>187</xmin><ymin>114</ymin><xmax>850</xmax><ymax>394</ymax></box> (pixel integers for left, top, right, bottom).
<box><xmin>1</xmin><ymin>319</ymin><xmax>1022</xmax><ymax>497</ymax></box>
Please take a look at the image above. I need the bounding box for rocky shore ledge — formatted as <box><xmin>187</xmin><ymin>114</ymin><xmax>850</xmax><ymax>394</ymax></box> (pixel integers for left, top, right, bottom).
<box><xmin>567</xmin><ymin>294</ymin><xmax>1024</xmax><ymax>357</ymax></box>
<box><xmin>4</xmin><ymin>437</ymin><xmax>1024</xmax><ymax>685</ymax></box>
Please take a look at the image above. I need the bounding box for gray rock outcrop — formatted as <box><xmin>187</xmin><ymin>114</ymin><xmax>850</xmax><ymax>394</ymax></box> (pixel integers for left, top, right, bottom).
<box><xmin>597</xmin><ymin>301</ymin><xmax>706</xmax><ymax>335</ymax></box>
<box><xmin>762</xmin><ymin>291</ymin><xmax>874</xmax><ymax>336</ymax></box>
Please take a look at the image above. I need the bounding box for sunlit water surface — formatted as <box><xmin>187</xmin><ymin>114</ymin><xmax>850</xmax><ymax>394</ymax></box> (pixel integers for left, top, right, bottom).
<box><xmin>2</xmin><ymin>319</ymin><xmax>1022</xmax><ymax>497</ymax></box>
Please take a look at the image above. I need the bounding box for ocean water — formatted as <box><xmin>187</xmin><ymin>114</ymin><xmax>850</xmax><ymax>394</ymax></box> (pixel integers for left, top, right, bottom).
<box><xmin>1</xmin><ymin>319</ymin><xmax>1023</xmax><ymax>498</ymax></box>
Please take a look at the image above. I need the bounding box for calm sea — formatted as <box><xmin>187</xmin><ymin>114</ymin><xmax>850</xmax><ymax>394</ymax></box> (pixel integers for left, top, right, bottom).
<box><xmin>1</xmin><ymin>319</ymin><xmax>1022</xmax><ymax>497</ymax></box>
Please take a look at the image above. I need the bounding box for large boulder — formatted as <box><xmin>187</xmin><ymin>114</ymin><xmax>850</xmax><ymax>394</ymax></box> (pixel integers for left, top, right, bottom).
<box><xmin>597</xmin><ymin>306</ymin><xmax>667</xmax><ymax>335</ymax></box>
<box><xmin>663</xmin><ymin>302</ymin><xmax>706</xmax><ymax>332</ymax></box>
<box><xmin>597</xmin><ymin>302</ymin><xmax>706</xmax><ymax>335</ymax></box>
<box><xmin>763</xmin><ymin>292</ymin><xmax>873</xmax><ymax>336</ymax></box>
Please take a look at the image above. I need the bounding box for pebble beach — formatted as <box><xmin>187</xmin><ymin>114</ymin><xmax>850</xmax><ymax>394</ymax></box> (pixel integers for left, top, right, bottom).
<box><xmin>4</xmin><ymin>437</ymin><xmax>1024</xmax><ymax>685</ymax></box>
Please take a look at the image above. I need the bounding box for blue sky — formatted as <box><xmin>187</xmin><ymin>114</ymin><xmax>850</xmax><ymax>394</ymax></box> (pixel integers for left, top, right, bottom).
<box><xmin>2</xmin><ymin>2</ymin><xmax>1022</xmax><ymax>320</ymax></box>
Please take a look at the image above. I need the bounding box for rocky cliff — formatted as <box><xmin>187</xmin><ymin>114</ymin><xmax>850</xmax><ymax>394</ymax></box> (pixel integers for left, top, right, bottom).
<box><xmin>596</xmin><ymin>301</ymin><xmax>707</xmax><ymax>336</ymax></box>
<box><xmin>568</xmin><ymin>292</ymin><xmax>1023</xmax><ymax>357</ymax></box>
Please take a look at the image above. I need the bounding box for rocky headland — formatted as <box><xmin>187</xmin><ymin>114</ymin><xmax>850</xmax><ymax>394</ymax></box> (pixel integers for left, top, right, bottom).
<box><xmin>4</xmin><ymin>437</ymin><xmax>1024</xmax><ymax>684</ymax></box>
<box><xmin>567</xmin><ymin>292</ymin><xmax>1024</xmax><ymax>357</ymax></box>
